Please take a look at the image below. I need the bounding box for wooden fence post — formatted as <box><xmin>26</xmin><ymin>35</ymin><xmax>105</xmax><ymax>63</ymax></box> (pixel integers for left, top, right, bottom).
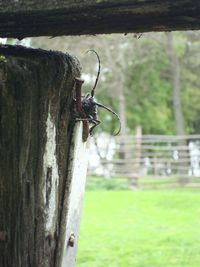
<box><xmin>0</xmin><ymin>45</ymin><xmax>88</xmax><ymax>267</ymax></box>
<box><xmin>129</xmin><ymin>126</ymin><xmax>142</xmax><ymax>189</ymax></box>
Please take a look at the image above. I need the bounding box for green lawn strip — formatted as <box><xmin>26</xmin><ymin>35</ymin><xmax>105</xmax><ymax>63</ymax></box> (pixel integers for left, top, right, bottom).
<box><xmin>85</xmin><ymin>176</ymin><xmax>200</xmax><ymax>190</ymax></box>
<box><xmin>77</xmin><ymin>191</ymin><xmax>200</xmax><ymax>267</ymax></box>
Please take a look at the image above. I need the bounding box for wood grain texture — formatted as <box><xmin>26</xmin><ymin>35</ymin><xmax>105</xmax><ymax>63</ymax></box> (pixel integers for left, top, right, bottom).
<box><xmin>0</xmin><ymin>1</ymin><xmax>199</xmax><ymax>38</ymax></box>
<box><xmin>0</xmin><ymin>45</ymin><xmax>82</xmax><ymax>267</ymax></box>
<box><xmin>59</xmin><ymin>123</ymin><xmax>89</xmax><ymax>267</ymax></box>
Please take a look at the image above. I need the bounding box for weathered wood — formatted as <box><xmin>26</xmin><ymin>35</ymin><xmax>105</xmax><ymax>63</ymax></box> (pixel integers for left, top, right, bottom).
<box><xmin>59</xmin><ymin>123</ymin><xmax>89</xmax><ymax>267</ymax></box>
<box><xmin>0</xmin><ymin>45</ymin><xmax>88</xmax><ymax>267</ymax></box>
<box><xmin>0</xmin><ymin>1</ymin><xmax>200</xmax><ymax>38</ymax></box>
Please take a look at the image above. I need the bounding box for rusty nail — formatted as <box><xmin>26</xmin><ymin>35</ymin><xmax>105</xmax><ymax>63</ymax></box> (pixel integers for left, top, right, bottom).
<box><xmin>68</xmin><ymin>232</ymin><xmax>75</xmax><ymax>247</ymax></box>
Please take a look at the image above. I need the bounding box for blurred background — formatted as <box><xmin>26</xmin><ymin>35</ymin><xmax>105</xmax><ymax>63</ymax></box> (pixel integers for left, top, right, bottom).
<box><xmin>3</xmin><ymin>32</ymin><xmax>200</xmax><ymax>266</ymax></box>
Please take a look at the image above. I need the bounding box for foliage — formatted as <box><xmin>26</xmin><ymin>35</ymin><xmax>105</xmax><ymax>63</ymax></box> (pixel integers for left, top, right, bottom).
<box><xmin>77</xmin><ymin>191</ymin><xmax>200</xmax><ymax>267</ymax></box>
<box><xmin>30</xmin><ymin>32</ymin><xmax>200</xmax><ymax>135</ymax></box>
<box><xmin>126</xmin><ymin>32</ymin><xmax>200</xmax><ymax>134</ymax></box>
<box><xmin>0</xmin><ymin>55</ymin><xmax>6</xmax><ymax>63</ymax></box>
<box><xmin>180</xmin><ymin>32</ymin><xmax>200</xmax><ymax>133</ymax></box>
<box><xmin>86</xmin><ymin>176</ymin><xmax>129</xmax><ymax>191</ymax></box>
<box><xmin>126</xmin><ymin>34</ymin><xmax>174</xmax><ymax>134</ymax></box>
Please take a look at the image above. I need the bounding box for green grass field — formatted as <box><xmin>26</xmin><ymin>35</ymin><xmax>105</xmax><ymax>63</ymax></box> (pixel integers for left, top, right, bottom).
<box><xmin>77</xmin><ymin>191</ymin><xmax>200</xmax><ymax>267</ymax></box>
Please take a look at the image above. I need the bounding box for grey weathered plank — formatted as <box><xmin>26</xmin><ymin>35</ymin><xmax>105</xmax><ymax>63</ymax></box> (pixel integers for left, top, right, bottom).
<box><xmin>58</xmin><ymin>123</ymin><xmax>89</xmax><ymax>267</ymax></box>
<box><xmin>0</xmin><ymin>0</ymin><xmax>200</xmax><ymax>38</ymax></box>
<box><xmin>0</xmin><ymin>44</ymin><xmax>86</xmax><ymax>267</ymax></box>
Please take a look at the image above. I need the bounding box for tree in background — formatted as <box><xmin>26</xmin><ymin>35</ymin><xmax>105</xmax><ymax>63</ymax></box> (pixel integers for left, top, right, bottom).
<box><xmin>29</xmin><ymin>32</ymin><xmax>200</xmax><ymax>136</ymax></box>
<box><xmin>126</xmin><ymin>33</ymin><xmax>174</xmax><ymax>134</ymax></box>
<box><xmin>23</xmin><ymin>32</ymin><xmax>200</xmax><ymax>185</ymax></box>
<box><xmin>166</xmin><ymin>32</ymin><xmax>184</xmax><ymax>135</ymax></box>
<box><xmin>126</xmin><ymin>31</ymin><xmax>200</xmax><ymax>135</ymax></box>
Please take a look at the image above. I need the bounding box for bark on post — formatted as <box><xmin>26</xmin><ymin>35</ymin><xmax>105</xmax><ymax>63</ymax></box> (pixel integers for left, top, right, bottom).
<box><xmin>0</xmin><ymin>45</ymin><xmax>87</xmax><ymax>267</ymax></box>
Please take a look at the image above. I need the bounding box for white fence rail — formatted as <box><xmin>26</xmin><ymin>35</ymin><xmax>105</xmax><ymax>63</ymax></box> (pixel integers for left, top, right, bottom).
<box><xmin>88</xmin><ymin>134</ymin><xmax>200</xmax><ymax>188</ymax></box>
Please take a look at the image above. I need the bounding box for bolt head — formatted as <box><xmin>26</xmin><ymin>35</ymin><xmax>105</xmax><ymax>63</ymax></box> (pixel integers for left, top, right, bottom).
<box><xmin>68</xmin><ymin>233</ymin><xmax>75</xmax><ymax>247</ymax></box>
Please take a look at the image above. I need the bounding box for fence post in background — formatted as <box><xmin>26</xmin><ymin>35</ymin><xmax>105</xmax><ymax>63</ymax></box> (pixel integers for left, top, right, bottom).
<box><xmin>118</xmin><ymin>134</ymin><xmax>130</xmax><ymax>176</ymax></box>
<box><xmin>177</xmin><ymin>137</ymin><xmax>189</xmax><ymax>186</ymax></box>
<box><xmin>128</xmin><ymin>126</ymin><xmax>142</xmax><ymax>189</ymax></box>
<box><xmin>153</xmin><ymin>156</ymin><xmax>159</xmax><ymax>177</ymax></box>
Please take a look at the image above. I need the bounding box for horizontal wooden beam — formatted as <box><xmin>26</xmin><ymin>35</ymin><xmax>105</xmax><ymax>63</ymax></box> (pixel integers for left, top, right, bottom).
<box><xmin>0</xmin><ymin>0</ymin><xmax>200</xmax><ymax>38</ymax></box>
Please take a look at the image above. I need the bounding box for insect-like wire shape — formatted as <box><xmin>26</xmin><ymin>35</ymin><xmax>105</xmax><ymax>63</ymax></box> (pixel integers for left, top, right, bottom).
<box><xmin>81</xmin><ymin>49</ymin><xmax>121</xmax><ymax>136</ymax></box>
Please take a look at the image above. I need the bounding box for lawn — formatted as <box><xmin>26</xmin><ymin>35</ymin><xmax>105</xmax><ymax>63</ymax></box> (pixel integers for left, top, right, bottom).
<box><xmin>76</xmin><ymin>191</ymin><xmax>200</xmax><ymax>267</ymax></box>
